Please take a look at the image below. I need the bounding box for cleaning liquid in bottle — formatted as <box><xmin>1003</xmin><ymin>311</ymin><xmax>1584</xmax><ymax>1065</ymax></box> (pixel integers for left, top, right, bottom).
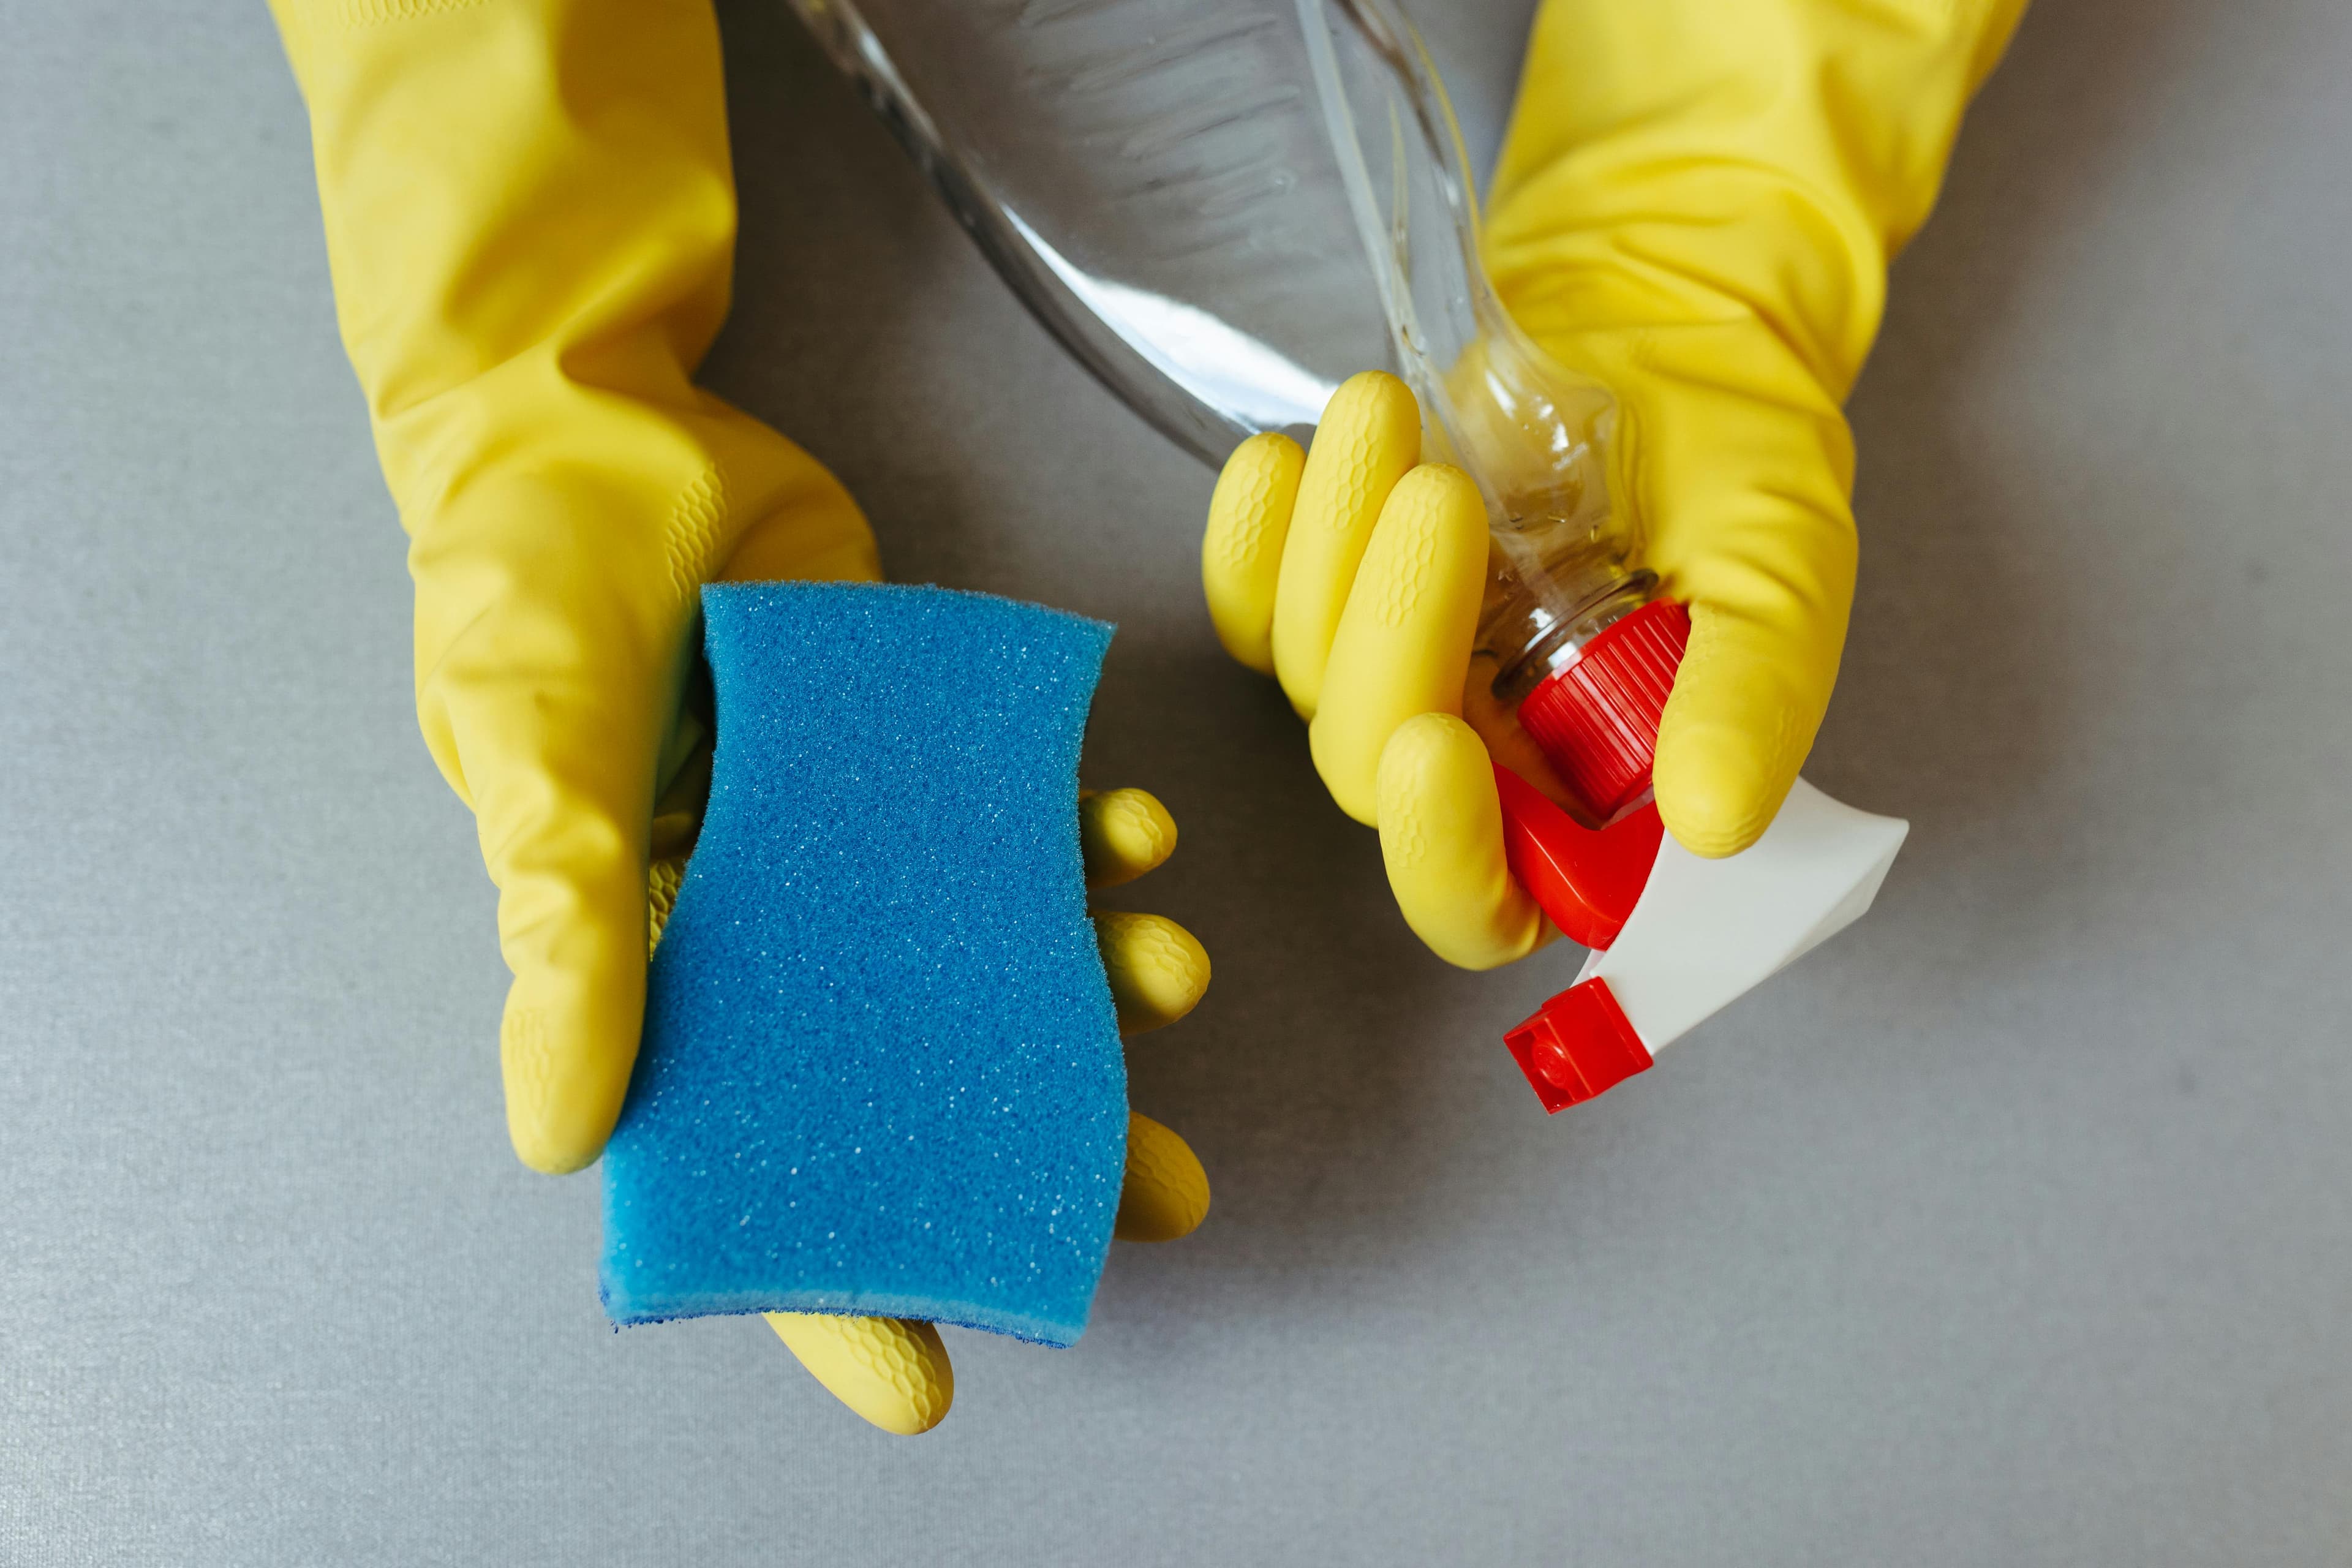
<box><xmin>787</xmin><ymin>0</ymin><xmax>1908</xmax><ymax>1107</ymax></box>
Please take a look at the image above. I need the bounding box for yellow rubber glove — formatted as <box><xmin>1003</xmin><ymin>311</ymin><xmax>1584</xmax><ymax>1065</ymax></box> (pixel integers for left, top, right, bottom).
<box><xmin>1208</xmin><ymin>377</ymin><xmax>1551</xmax><ymax>971</ymax></box>
<box><xmin>271</xmin><ymin>0</ymin><xmax>1211</xmax><ymax>1434</ymax></box>
<box><xmin>1205</xmin><ymin>0</ymin><xmax>2026</xmax><ymax>965</ymax></box>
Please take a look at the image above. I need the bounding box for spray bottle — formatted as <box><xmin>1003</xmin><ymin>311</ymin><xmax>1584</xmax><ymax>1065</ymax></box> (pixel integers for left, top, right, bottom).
<box><xmin>787</xmin><ymin>0</ymin><xmax>1908</xmax><ymax>1107</ymax></box>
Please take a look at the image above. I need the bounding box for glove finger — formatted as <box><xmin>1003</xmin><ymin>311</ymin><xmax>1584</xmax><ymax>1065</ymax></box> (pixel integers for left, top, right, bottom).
<box><xmin>1656</xmin><ymin>599</ymin><xmax>1843</xmax><ymax>856</ymax></box>
<box><xmin>646</xmin><ymin>856</ymin><xmax>688</xmax><ymax>959</ymax></box>
<box><xmin>1376</xmin><ymin>713</ymin><xmax>1555</xmax><ymax>970</ymax></box>
<box><xmin>1201</xmin><ymin>433</ymin><xmax>1304</xmax><ymax>675</ymax></box>
<box><xmin>1270</xmin><ymin>371</ymin><xmax>1422</xmax><ymax>720</ymax></box>
<box><xmin>1633</xmin><ymin>328</ymin><xmax>1858</xmax><ymax>858</ymax></box>
<box><xmin>765</xmin><ymin>1312</ymin><xmax>954</xmax><ymax>1436</ymax></box>
<box><xmin>1079</xmin><ymin>788</ymin><xmax>1177</xmax><ymax>890</ymax></box>
<box><xmin>486</xmin><ymin>813</ymin><xmax>644</xmax><ymax>1175</ymax></box>
<box><xmin>1094</xmin><ymin>911</ymin><xmax>1210</xmax><ymax>1036</ymax></box>
<box><xmin>1309</xmin><ymin>463</ymin><xmax>1488</xmax><ymax>825</ymax></box>
<box><xmin>426</xmin><ymin>561</ymin><xmax>667</xmax><ymax>1176</ymax></box>
<box><xmin>1114</xmin><ymin>1113</ymin><xmax>1210</xmax><ymax>1242</ymax></box>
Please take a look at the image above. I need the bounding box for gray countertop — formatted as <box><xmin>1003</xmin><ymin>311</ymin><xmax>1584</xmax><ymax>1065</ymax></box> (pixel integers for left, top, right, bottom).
<box><xmin>6</xmin><ymin>1</ymin><xmax>2350</xmax><ymax>1563</ymax></box>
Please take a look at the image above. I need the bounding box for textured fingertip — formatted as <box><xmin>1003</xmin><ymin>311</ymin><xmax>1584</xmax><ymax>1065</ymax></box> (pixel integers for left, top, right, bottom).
<box><xmin>1651</xmin><ymin>605</ymin><xmax>1817</xmax><ymax>858</ymax></box>
<box><xmin>1272</xmin><ymin>372</ymin><xmax>1423</xmax><ymax>718</ymax></box>
<box><xmin>1653</xmin><ymin>720</ymin><xmax>1797</xmax><ymax>858</ymax></box>
<box><xmin>500</xmin><ymin>995</ymin><xmax>636</xmax><ymax>1175</ymax></box>
<box><xmin>1310</xmin><ymin>462</ymin><xmax>1489</xmax><ymax>825</ymax></box>
<box><xmin>1375</xmin><ymin>713</ymin><xmax>1551</xmax><ymax>971</ymax></box>
<box><xmin>1315</xmin><ymin>371</ymin><xmax>1421</xmax><ymax>458</ymax></box>
<box><xmin>1079</xmin><ymin>788</ymin><xmax>1178</xmax><ymax>889</ymax></box>
<box><xmin>1204</xmin><ymin>433</ymin><xmax>1303</xmax><ymax>674</ymax></box>
<box><xmin>646</xmin><ymin>857</ymin><xmax>687</xmax><ymax>956</ymax></box>
<box><xmin>1094</xmin><ymin>911</ymin><xmax>1211</xmax><ymax>1034</ymax></box>
<box><xmin>766</xmin><ymin>1313</ymin><xmax>954</xmax><ymax>1436</ymax></box>
<box><xmin>1115</xmin><ymin>1114</ymin><xmax>1210</xmax><ymax>1242</ymax></box>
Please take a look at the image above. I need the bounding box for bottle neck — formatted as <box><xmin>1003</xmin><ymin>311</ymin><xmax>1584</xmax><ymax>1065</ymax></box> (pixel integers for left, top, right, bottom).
<box><xmin>1482</xmin><ymin>565</ymin><xmax>1659</xmax><ymax>707</ymax></box>
<box><xmin>1420</xmin><ymin>319</ymin><xmax>1646</xmax><ymax>707</ymax></box>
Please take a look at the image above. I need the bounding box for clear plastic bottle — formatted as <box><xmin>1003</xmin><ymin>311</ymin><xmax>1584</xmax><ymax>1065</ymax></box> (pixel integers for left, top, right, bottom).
<box><xmin>788</xmin><ymin>0</ymin><xmax>1907</xmax><ymax>1104</ymax></box>
<box><xmin>790</xmin><ymin>0</ymin><xmax>1679</xmax><ymax>817</ymax></box>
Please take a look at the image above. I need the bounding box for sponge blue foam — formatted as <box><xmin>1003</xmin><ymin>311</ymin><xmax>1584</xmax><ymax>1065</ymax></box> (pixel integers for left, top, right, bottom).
<box><xmin>599</xmin><ymin>581</ymin><xmax>1126</xmax><ymax>1348</ymax></box>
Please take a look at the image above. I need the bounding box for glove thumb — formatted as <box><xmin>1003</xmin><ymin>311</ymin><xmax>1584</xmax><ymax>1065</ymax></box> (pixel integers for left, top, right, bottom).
<box><xmin>1607</xmin><ymin>321</ymin><xmax>1859</xmax><ymax>858</ymax></box>
<box><xmin>417</xmin><ymin>478</ymin><xmax>678</xmax><ymax>1175</ymax></box>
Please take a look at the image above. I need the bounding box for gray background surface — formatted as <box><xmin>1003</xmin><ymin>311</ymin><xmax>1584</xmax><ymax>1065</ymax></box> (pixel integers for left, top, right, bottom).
<box><xmin>6</xmin><ymin>0</ymin><xmax>2350</xmax><ymax>1562</ymax></box>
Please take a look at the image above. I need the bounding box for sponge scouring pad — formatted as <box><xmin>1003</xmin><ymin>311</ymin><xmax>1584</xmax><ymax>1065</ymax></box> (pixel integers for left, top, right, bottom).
<box><xmin>599</xmin><ymin>581</ymin><xmax>1127</xmax><ymax>1348</ymax></box>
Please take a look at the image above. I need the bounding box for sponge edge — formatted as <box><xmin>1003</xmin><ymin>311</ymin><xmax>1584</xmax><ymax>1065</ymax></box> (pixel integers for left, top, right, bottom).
<box><xmin>600</xmin><ymin>582</ymin><xmax>1126</xmax><ymax>1348</ymax></box>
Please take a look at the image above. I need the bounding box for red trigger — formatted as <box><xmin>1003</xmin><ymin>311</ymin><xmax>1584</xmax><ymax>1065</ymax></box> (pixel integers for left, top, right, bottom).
<box><xmin>1491</xmin><ymin>763</ymin><xmax>1662</xmax><ymax>949</ymax></box>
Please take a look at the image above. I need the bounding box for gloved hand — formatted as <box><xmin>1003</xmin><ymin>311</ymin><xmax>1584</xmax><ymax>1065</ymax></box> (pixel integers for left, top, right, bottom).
<box><xmin>1204</xmin><ymin>0</ymin><xmax>2027</xmax><ymax>967</ymax></box>
<box><xmin>271</xmin><ymin>0</ymin><xmax>1210</xmax><ymax>1434</ymax></box>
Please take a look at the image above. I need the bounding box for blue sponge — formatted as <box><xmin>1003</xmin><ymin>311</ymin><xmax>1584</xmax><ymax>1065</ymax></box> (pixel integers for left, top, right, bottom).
<box><xmin>599</xmin><ymin>581</ymin><xmax>1126</xmax><ymax>1348</ymax></box>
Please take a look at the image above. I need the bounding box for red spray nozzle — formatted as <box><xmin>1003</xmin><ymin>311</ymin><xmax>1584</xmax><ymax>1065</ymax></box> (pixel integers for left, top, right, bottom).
<box><xmin>1491</xmin><ymin>764</ymin><xmax>1661</xmax><ymax>950</ymax></box>
<box><xmin>1491</xmin><ymin>597</ymin><xmax>1689</xmax><ymax>1112</ymax></box>
<box><xmin>1503</xmin><ymin>977</ymin><xmax>1653</xmax><ymax>1112</ymax></box>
